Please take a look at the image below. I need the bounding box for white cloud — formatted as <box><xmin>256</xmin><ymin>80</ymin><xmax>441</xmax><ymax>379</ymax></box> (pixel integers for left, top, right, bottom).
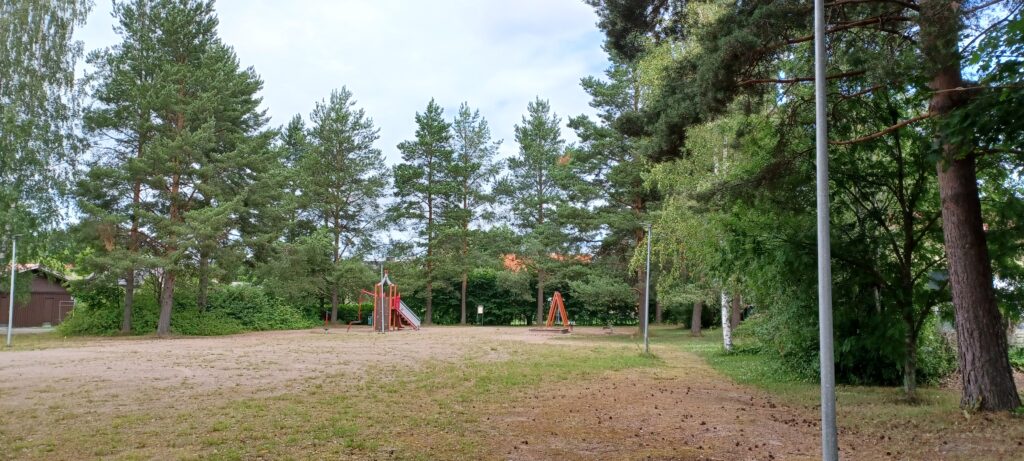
<box><xmin>76</xmin><ymin>0</ymin><xmax>609</xmax><ymax>162</ymax></box>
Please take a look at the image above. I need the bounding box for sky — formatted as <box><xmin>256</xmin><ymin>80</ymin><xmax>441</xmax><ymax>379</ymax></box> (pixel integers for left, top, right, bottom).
<box><xmin>75</xmin><ymin>0</ymin><xmax>611</xmax><ymax>163</ymax></box>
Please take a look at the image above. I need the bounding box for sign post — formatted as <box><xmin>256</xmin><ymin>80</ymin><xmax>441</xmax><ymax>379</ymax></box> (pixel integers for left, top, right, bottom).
<box><xmin>477</xmin><ymin>305</ymin><xmax>483</xmax><ymax>325</ymax></box>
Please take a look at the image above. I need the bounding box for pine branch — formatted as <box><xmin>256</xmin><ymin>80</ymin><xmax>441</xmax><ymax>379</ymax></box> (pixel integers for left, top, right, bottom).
<box><xmin>785</xmin><ymin>14</ymin><xmax>912</xmax><ymax>46</ymax></box>
<box><xmin>831</xmin><ymin>113</ymin><xmax>934</xmax><ymax>145</ymax></box>
<box><xmin>825</xmin><ymin>0</ymin><xmax>920</xmax><ymax>11</ymax></box>
<box><xmin>738</xmin><ymin>70</ymin><xmax>866</xmax><ymax>86</ymax></box>
<box><xmin>965</xmin><ymin>0</ymin><xmax>1005</xmax><ymax>15</ymax></box>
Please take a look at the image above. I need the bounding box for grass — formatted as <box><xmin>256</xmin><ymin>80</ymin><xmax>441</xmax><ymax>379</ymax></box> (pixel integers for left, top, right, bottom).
<box><xmin>0</xmin><ymin>340</ymin><xmax>662</xmax><ymax>460</ymax></box>
<box><xmin>577</xmin><ymin>324</ymin><xmax>1024</xmax><ymax>458</ymax></box>
<box><xmin>0</xmin><ymin>332</ymin><xmax>103</xmax><ymax>351</ymax></box>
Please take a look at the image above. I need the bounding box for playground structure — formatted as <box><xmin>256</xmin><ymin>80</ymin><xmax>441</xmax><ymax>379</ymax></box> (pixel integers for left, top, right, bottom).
<box><xmin>354</xmin><ymin>271</ymin><xmax>421</xmax><ymax>333</ymax></box>
<box><xmin>530</xmin><ymin>291</ymin><xmax>572</xmax><ymax>334</ymax></box>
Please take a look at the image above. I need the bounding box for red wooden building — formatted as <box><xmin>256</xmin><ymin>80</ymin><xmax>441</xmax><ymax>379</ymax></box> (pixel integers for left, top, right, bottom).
<box><xmin>0</xmin><ymin>265</ymin><xmax>75</xmax><ymax>328</ymax></box>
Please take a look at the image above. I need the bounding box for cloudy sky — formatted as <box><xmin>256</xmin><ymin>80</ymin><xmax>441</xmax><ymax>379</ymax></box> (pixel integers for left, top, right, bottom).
<box><xmin>76</xmin><ymin>0</ymin><xmax>610</xmax><ymax>162</ymax></box>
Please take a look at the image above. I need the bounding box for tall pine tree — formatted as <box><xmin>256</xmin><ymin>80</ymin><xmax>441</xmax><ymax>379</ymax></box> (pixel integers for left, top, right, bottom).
<box><xmin>301</xmin><ymin>88</ymin><xmax>388</xmax><ymax>322</ymax></box>
<box><xmin>448</xmin><ymin>103</ymin><xmax>500</xmax><ymax>324</ymax></box>
<box><xmin>502</xmin><ymin>98</ymin><xmax>569</xmax><ymax>324</ymax></box>
<box><xmin>81</xmin><ymin>0</ymin><xmax>269</xmax><ymax>336</ymax></box>
<box><xmin>393</xmin><ymin>99</ymin><xmax>454</xmax><ymax>325</ymax></box>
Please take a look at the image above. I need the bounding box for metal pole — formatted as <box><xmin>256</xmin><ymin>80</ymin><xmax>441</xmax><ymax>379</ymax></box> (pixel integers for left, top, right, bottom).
<box><xmin>643</xmin><ymin>223</ymin><xmax>652</xmax><ymax>354</ymax></box>
<box><xmin>814</xmin><ymin>0</ymin><xmax>838</xmax><ymax>458</ymax></box>
<box><xmin>6</xmin><ymin>236</ymin><xmax>17</xmax><ymax>347</ymax></box>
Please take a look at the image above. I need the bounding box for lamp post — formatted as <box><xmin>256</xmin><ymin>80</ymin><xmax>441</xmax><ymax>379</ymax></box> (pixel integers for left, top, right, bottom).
<box><xmin>814</xmin><ymin>0</ymin><xmax>838</xmax><ymax>457</ymax></box>
<box><xmin>6</xmin><ymin>234</ymin><xmax>18</xmax><ymax>347</ymax></box>
<box><xmin>643</xmin><ymin>222</ymin><xmax>652</xmax><ymax>355</ymax></box>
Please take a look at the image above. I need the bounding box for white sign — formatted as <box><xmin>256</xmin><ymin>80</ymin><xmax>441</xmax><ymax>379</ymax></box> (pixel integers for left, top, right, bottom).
<box><xmin>477</xmin><ymin>305</ymin><xmax>484</xmax><ymax>315</ymax></box>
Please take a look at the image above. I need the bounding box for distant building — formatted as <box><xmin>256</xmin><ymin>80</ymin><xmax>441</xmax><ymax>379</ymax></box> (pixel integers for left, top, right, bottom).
<box><xmin>0</xmin><ymin>265</ymin><xmax>75</xmax><ymax>328</ymax></box>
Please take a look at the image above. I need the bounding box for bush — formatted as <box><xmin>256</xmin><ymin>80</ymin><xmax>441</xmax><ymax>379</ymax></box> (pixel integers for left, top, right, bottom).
<box><xmin>1010</xmin><ymin>346</ymin><xmax>1024</xmax><ymax>372</ymax></box>
<box><xmin>916</xmin><ymin>321</ymin><xmax>958</xmax><ymax>385</ymax></box>
<box><xmin>169</xmin><ymin>309</ymin><xmax>246</xmax><ymax>336</ymax></box>
<box><xmin>57</xmin><ymin>284</ymin><xmax>123</xmax><ymax>336</ymax></box>
<box><xmin>61</xmin><ymin>280</ymin><xmax>318</xmax><ymax>336</ymax></box>
<box><xmin>207</xmin><ymin>284</ymin><xmax>317</xmax><ymax>331</ymax></box>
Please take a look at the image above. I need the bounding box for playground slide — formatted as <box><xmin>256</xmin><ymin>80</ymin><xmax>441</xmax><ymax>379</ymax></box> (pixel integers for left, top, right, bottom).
<box><xmin>397</xmin><ymin>300</ymin><xmax>422</xmax><ymax>329</ymax></box>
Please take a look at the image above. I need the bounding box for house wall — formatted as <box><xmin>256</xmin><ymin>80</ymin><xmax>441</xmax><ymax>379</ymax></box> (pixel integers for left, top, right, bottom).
<box><xmin>0</xmin><ymin>272</ymin><xmax>74</xmax><ymax>327</ymax></box>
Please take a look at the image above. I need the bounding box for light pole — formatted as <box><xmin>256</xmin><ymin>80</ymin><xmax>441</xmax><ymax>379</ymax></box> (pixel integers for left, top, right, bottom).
<box><xmin>6</xmin><ymin>234</ymin><xmax>18</xmax><ymax>347</ymax></box>
<box><xmin>643</xmin><ymin>222</ymin><xmax>652</xmax><ymax>355</ymax></box>
<box><xmin>814</xmin><ymin>0</ymin><xmax>838</xmax><ymax>457</ymax></box>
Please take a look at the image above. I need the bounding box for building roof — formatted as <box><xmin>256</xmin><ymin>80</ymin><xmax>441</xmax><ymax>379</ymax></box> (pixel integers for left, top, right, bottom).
<box><xmin>4</xmin><ymin>264</ymin><xmax>73</xmax><ymax>284</ymax></box>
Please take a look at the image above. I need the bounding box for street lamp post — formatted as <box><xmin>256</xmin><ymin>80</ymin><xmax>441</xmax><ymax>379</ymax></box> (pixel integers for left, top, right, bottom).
<box><xmin>6</xmin><ymin>235</ymin><xmax>18</xmax><ymax>347</ymax></box>
<box><xmin>643</xmin><ymin>222</ymin><xmax>652</xmax><ymax>355</ymax></box>
<box><xmin>814</xmin><ymin>0</ymin><xmax>838</xmax><ymax>458</ymax></box>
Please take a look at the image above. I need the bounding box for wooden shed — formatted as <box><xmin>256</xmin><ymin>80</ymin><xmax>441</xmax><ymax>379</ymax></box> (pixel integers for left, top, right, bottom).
<box><xmin>0</xmin><ymin>265</ymin><xmax>75</xmax><ymax>328</ymax></box>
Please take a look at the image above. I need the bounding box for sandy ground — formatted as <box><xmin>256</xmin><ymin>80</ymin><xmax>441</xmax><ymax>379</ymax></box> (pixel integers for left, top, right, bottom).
<box><xmin>1</xmin><ymin>327</ymin><xmax>1018</xmax><ymax>460</ymax></box>
<box><xmin>0</xmin><ymin>326</ymin><xmax>519</xmax><ymax>413</ymax></box>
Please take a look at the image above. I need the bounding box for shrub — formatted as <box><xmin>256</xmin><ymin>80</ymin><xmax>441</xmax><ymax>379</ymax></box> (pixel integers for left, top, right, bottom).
<box><xmin>61</xmin><ymin>280</ymin><xmax>318</xmax><ymax>336</ymax></box>
<box><xmin>1010</xmin><ymin>346</ymin><xmax>1024</xmax><ymax>372</ymax></box>
<box><xmin>207</xmin><ymin>284</ymin><xmax>317</xmax><ymax>331</ymax></box>
<box><xmin>170</xmin><ymin>309</ymin><xmax>246</xmax><ymax>336</ymax></box>
<box><xmin>916</xmin><ymin>320</ymin><xmax>958</xmax><ymax>385</ymax></box>
<box><xmin>57</xmin><ymin>284</ymin><xmax>123</xmax><ymax>336</ymax></box>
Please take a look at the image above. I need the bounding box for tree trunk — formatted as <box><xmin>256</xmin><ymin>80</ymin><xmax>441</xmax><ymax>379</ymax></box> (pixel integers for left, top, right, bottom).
<box><xmin>720</xmin><ymin>291</ymin><xmax>732</xmax><ymax>352</ymax></box>
<box><xmin>921</xmin><ymin>0</ymin><xmax>1021</xmax><ymax>411</ymax></box>
<box><xmin>937</xmin><ymin>156</ymin><xmax>1020</xmax><ymax>410</ymax></box>
<box><xmin>157</xmin><ymin>271</ymin><xmax>175</xmax><ymax>336</ymax></box>
<box><xmin>691</xmin><ymin>300</ymin><xmax>703</xmax><ymax>336</ymax></box>
<box><xmin>655</xmin><ymin>298</ymin><xmax>663</xmax><ymax>324</ymax></box>
<box><xmin>536</xmin><ymin>268</ymin><xmax>545</xmax><ymax>325</ymax></box>
<box><xmin>197</xmin><ymin>251</ymin><xmax>209</xmax><ymax>312</ymax></box>
<box><xmin>123</xmin><ymin>123</ymin><xmax>144</xmax><ymax>335</ymax></box>
<box><xmin>460</xmin><ymin>271</ymin><xmax>468</xmax><ymax>325</ymax></box>
<box><xmin>330</xmin><ymin>285</ymin><xmax>339</xmax><ymax>323</ymax></box>
<box><xmin>425</xmin><ymin>276</ymin><xmax>433</xmax><ymax>325</ymax></box>
<box><xmin>122</xmin><ymin>268</ymin><xmax>135</xmax><ymax>334</ymax></box>
<box><xmin>904</xmin><ymin>324</ymin><xmax>918</xmax><ymax>400</ymax></box>
<box><xmin>730</xmin><ymin>293</ymin><xmax>742</xmax><ymax>330</ymax></box>
<box><xmin>460</xmin><ymin>193</ymin><xmax>470</xmax><ymax>325</ymax></box>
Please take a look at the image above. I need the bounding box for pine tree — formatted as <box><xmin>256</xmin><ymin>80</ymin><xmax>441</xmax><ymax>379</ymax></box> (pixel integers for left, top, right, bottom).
<box><xmin>78</xmin><ymin>0</ymin><xmax>162</xmax><ymax>333</ymax></box>
<box><xmin>569</xmin><ymin>57</ymin><xmax>659</xmax><ymax>327</ymax></box>
<box><xmin>503</xmin><ymin>98</ymin><xmax>569</xmax><ymax>324</ymax></box>
<box><xmin>393</xmin><ymin>99</ymin><xmax>455</xmax><ymax>325</ymax></box>
<box><xmin>301</xmin><ymin>88</ymin><xmax>388</xmax><ymax>323</ymax></box>
<box><xmin>80</xmin><ymin>0</ymin><xmax>270</xmax><ymax>336</ymax></box>
<box><xmin>448</xmin><ymin>103</ymin><xmax>500</xmax><ymax>324</ymax></box>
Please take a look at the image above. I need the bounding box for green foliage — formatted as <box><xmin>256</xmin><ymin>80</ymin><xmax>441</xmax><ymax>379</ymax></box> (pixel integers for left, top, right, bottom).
<box><xmin>568</xmin><ymin>272</ymin><xmax>636</xmax><ymax>324</ymax></box>
<box><xmin>916</xmin><ymin>324</ymin><xmax>958</xmax><ymax>385</ymax></box>
<box><xmin>206</xmin><ymin>284</ymin><xmax>317</xmax><ymax>331</ymax></box>
<box><xmin>1009</xmin><ymin>346</ymin><xmax>1024</xmax><ymax>372</ymax></box>
<box><xmin>57</xmin><ymin>284</ymin><xmax>123</xmax><ymax>336</ymax></box>
<box><xmin>0</xmin><ymin>0</ymin><xmax>90</xmax><ymax>251</ymax></box>
<box><xmin>60</xmin><ymin>280</ymin><xmax>316</xmax><ymax>336</ymax></box>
